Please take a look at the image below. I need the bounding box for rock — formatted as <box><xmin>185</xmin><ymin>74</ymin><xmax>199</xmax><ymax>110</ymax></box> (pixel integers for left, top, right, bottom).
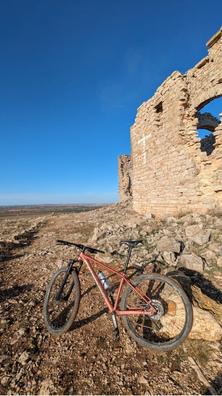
<box><xmin>178</xmin><ymin>214</ymin><xmax>193</xmax><ymax>224</ymax></box>
<box><xmin>145</xmin><ymin>213</ymin><xmax>155</xmax><ymax>220</ymax></box>
<box><xmin>138</xmin><ymin>375</ymin><xmax>149</xmax><ymax>385</ymax></box>
<box><xmin>179</xmin><ymin>254</ymin><xmax>205</xmax><ymax>273</ymax></box>
<box><xmin>217</xmin><ymin>257</ymin><xmax>222</xmax><ymax>268</ymax></box>
<box><xmin>0</xmin><ymin>355</ymin><xmax>10</xmax><ymax>364</ymax></box>
<box><xmin>214</xmin><ymin>217</ymin><xmax>222</xmax><ymax>228</ymax></box>
<box><xmin>165</xmin><ymin>216</ymin><xmax>177</xmax><ymax>225</ymax></box>
<box><xmin>189</xmin><ymin>307</ymin><xmax>222</xmax><ymax>341</ymax></box>
<box><xmin>185</xmin><ymin>224</ymin><xmax>202</xmax><ymax>237</ymax></box>
<box><xmin>192</xmin><ymin>285</ymin><xmax>222</xmax><ymax>326</ymax></box>
<box><xmin>95</xmin><ymin>253</ymin><xmax>113</xmax><ymax>263</ymax></box>
<box><xmin>156</xmin><ymin>236</ymin><xmax>181</xmax><ymax>254</ymax></box>
<box><xmin>91</xmin><ymin>227</ymin><xmax>106</xmax><ymax>242</ymax></box>
<box><xmin>193</xmin><ymin>230</ymin><xmax>211</xmax><ymax>245</ymax></box>
<box><xmin>1</xmin><ymin>376</ymin><xmax>10</xmax><ymax>386</ymax></box>
<box><xmin>185</xmin><ymin>224</ymin><xmax>211</xmax><ymax>245</ymax></box>
<box><xmin>0</xmin><ymin>319</ymin><xmax>7</xmax><ymax>329</ymax></box>
<box><xmin>18</xmin><ymin>351</ymin><xmax>29</xmax><ymax>365</ymax></box>
<box><xmin>39</xmin><ymin>379</ymin><xmax>56</xmax><ymax>395</ymax></box>
<box><xmin>209</xmin><ymin>243</ymin><xmax>222</xmax><ymax>256</ymax></box>
<box><xmin>162</xmin><ymin>251</ymin><xmax>177</xmax><ymax>266</ymax></box>
<box><xmin>202</xmin><ymin>249</ymin><xmax>217</xmax><ymax>263</ymax></box>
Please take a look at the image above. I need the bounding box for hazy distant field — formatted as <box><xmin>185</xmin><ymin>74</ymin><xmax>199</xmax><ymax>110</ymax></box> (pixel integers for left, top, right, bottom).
<box><xmin>0</xmin><ymin>204</ymin><xmax>104</xmax><ymax>219</ymax></box>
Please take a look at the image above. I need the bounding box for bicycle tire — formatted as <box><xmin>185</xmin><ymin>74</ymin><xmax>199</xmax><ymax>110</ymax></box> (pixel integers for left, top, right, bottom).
<box><xmin>120</xmin><ymin>274</ymin><xmax>193</xmax><ymax>352</ymax></box>
<box><xmin>43</xmin><ymin>267</ymin><xmax>81</xmax><ymax>335</ymax></box>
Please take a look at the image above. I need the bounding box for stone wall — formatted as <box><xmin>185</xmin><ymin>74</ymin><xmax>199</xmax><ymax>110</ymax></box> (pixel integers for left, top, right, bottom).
<box><xmin>118</xmin><ymin>155</ymin><xmax>132</xmax><ymax>201</ymax></box>
<box><xmin>127</xmin><ymin>27</ymin><xmax>222</xmax><ymax>217</ymax></box>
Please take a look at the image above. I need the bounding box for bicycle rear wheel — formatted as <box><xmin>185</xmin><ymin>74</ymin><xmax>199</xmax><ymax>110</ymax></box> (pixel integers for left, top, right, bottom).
<box><xmin>120</xmin><ymin>274</ymin><xmax>193</xmax><ymax>352</ymax></box>
<box><xmin>43</xmin><ymin>267</ymin><xmax>80</xmax><ymax>335</ymax></box>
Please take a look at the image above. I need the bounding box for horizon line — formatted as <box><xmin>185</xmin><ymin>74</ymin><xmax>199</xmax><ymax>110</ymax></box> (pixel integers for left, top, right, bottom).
<box><xmin>0</xmin><ymin>201</ymin><xmax>116</xmax><ymax>207</ymax></box>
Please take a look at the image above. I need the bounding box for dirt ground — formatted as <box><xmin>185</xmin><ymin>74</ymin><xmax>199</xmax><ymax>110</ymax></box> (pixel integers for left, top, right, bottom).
<box><xmin>0</xmin><ymin>207</ymin><xmax>222</xmax><ymax>395</ymax></box>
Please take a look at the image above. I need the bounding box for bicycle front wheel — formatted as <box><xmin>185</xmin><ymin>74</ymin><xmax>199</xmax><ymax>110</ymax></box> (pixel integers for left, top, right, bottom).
<box><xmin>120</xmin><ymin>274</ymin><xmax>193</xmax><ymax>352</ymax></box>
<box><xmin>43</xmin><ymin>267</ymin><xmax>80</xmax><ymax>335</ymax></box>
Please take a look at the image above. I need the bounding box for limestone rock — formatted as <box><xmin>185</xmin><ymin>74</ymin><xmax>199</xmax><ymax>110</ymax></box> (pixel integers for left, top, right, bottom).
<box><xmin>185</xmin><ymin>224</ymin><xmax>211</xmax><ymax>245</ymax></box>
<box><xmin>179</xmin><ymin>254</ymin><xmax>205</xmax><ymax>273</ymax></box>
<box><xmin>39</xmin><ymin>379</ymin><xmax>56</xmax><ymax>395</ymax></box>
<box><xmin>209</xmin><ymin>242</ymin><xmax>222</xmax><ymax>255</ymax></box>
<box><xmin>18</xmin><ymin>351</ymin><xmax>29</xmax><ymax>365</ymax></box>
<box><xmin>193</xmin><ymin>230</ymin><xmax>211</xmax><ymax>245</ymax></box>
<box><xmin>202</xmin><ymin>249</ymin><xmax>217</xmax><ymax>263</ymax></box>
<box><xmin>161</xmin><ymin>251</ymin><xmax>177</xmax><ymax>266</ymax></box>
<box><xmin>91</xmin><ymin>227</ymin><xmax>106</xmax><ymax>243</ymax></box>
<box><xmin>217</xmin><ymin>257</ymin><xmax>222</xmax><ymax>268</ymax></box>
<box><xmin>165</xmin><ymin>216</ymin><xmax>177</xmax><ymax>225</ymax></box>
<box><xmin>214</xmin><ymin>217</ymin><xmax>222</xmax><ymax>229</ymax></box>
<box><xmin>189</xmin><ymin>307</ymin><xmax>222</xmax><ymax>341</ymax></box>
<box><xmin>192</xmin><ymin>285</ymin><xmax>222</xmax><ymax>326</ymax></box>
<box><xmin>145</xmin><ymin>213</ymin><xmax>155</xmax><ymax>220</ymax></box>
<box><xmin>156</xmin><ymin>236</ymin><xmax>181</xmax><ymax>254</ymax></box>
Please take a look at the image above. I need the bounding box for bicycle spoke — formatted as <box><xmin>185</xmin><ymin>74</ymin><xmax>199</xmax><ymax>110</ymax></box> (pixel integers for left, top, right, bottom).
<box><xmin>122</xmin><ymin>275</ymin><xmax>189</xmax><ymax>346</ymax></box>
<box><xmin>46</xmin><ymin>271</ymin><xmax>78</xmax><ymax>330</ymax></box>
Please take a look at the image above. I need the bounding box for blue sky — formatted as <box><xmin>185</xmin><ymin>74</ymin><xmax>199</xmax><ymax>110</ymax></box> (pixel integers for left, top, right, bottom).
<box><xmin>0</xmin><ymin>0</ymin><xmax>222</xmax><ymax>205</ymax></box>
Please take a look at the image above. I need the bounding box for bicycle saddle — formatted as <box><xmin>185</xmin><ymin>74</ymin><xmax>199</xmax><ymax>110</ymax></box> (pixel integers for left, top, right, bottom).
<box><xmin>120</xmin><ymin>240</ymin><xmax>143</xmax><ymax>248</ymax></box>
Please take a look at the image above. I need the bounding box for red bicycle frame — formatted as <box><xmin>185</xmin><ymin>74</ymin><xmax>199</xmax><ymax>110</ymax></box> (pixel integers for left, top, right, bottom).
<box><xmin>79</xmin><ymin>251</ymin><xmax>156</xmax><ymax>317</ymax></box>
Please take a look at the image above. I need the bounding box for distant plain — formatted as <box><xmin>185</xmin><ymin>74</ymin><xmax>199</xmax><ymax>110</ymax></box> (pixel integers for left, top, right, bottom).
<box><xmin>0</xmin><ymin>204</ymin><xmax>105</xmax><ymax>219</ymax></box>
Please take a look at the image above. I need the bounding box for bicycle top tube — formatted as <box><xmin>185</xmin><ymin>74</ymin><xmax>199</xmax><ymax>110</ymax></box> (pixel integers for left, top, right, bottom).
<box><xmin>56</xmin><ymin>239</ymin><xmax>105</xmax><ymax>255</ymax></box>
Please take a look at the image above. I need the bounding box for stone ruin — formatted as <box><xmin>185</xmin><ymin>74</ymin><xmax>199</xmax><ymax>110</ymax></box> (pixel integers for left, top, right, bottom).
<box><xmin>118</xmin><ymin>27</ymin><xmax>222</xmax><ymax>217</ymax></box>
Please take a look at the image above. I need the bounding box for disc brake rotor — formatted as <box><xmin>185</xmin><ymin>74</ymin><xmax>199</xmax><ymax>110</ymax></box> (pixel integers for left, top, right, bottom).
<box><xmin>149</xmin><ymin>299</ymin><xmax>165</xmax><ymax>321</ymax></box>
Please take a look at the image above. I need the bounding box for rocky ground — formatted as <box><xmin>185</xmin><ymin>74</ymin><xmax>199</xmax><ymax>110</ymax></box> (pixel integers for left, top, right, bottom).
<box><xmin>0</xmin><ymin>201</ymin><xmax>222</xmax><ymax>395</ymax></box>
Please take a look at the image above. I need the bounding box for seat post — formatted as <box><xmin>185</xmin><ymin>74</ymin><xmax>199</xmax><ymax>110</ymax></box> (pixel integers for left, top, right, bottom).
<box><xmin>124</xmin><ymin>246</ymin><xmax>132</xmax><ymax>273</ymax></box>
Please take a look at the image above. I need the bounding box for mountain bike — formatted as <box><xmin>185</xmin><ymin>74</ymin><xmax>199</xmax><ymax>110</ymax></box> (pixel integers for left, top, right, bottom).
<box><xmin>43</xmin><ymin>239</ymin><xmax>193</xmax><ymax>352</ymax></box>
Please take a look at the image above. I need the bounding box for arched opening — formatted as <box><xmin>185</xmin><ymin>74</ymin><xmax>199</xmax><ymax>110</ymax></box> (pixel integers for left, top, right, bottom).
<box><xmin>196</xmin><ymin>96</ymin><xmax>222</xmax><ymax>156</ymax></box>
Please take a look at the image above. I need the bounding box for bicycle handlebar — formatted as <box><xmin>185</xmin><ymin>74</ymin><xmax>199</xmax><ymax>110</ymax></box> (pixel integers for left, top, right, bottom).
<box><xmin>56</xmin><ymin>239</ymin><xmax>105</xmax><ymax>255</ymax></box>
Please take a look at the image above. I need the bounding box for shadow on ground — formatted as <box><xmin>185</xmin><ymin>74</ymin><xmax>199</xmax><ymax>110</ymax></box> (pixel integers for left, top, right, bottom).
<box><xmin>71</xmin><ymin>307</ymin><xmax>107</xmax><ymax>331</ymax></box>
<box><xmin>202</xmin><ymin>371</ymin><xmax>222</xmax><ymax>395</ymax></box>
<box><xmin>167</xmin><ymin>267</ymin><xmax>222</xmax><ymax>304</ymax></box>
<box><xmin>0</xmin><ymin>283</ymin><xmax>33</xmax><ymax>303</ymax></box>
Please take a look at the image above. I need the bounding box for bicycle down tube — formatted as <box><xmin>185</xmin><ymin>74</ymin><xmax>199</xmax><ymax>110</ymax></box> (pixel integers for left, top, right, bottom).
<box><xmin>79</xmin><ymin>252</ymin><xmax>156</xmax><ymax>317</ymax></box>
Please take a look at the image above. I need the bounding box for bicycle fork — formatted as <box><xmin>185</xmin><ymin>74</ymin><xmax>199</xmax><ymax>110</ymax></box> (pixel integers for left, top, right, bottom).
<box><xmin>56</xmin><ymin>260</ymin><xmax>74</xmax><ymax>302</ymax></box>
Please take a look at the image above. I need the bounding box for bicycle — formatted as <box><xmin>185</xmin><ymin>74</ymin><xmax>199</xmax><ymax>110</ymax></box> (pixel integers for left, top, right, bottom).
<box><xmin>43</xmin><ymin>239</ymin><xmax>193</xmax><ymax>352</ymax></box>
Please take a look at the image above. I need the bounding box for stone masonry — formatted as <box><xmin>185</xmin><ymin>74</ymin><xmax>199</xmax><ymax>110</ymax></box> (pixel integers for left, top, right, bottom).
<box><xmin>119</xmin><ymin>27</ymin><xmax>222</xmax><ymax>217</ymax></box>
<box><xmin>118</xmin><ymin>155</ymin><xmax>132</xmax><ymax>201</ymax></box>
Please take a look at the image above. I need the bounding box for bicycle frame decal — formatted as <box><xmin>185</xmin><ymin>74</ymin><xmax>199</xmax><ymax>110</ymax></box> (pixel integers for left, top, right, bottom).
<box><xmin>79</xmin><ymin>252</ymin><xmax>156</xmax><ymax>317</ymax></box>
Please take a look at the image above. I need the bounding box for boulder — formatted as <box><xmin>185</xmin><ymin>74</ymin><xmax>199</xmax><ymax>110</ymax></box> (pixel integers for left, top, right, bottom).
<box><xmin>156</xmin><ymin>236</ymin><xmax>181</xmax><ymax>254</ymax></box>
<box><xmin>189</xmin><ymin>307</ymin><xmax>222</xmax><ymax>341</ymax></box>
<box><xmin>179</xmin><ymin>254</ymin><xmax>205</xmax><ymax>273</ymax></box>
<box><xmin>185</xmin><ymin>224</ymin><xmax>211</xmax><ymax>245</ymax></box>
<box><xmin>192</xmin><ymin>285</ymin><xmax>222</xmax><ymax>326</ymax></box>
<box><xmin>202</xmin><ymin>249</ymin><xmax>217</xmax><ymax>262</ymax></box>
<box><xmin>193</xmin><ymin>230</ymin><xmax>211</xmax><ymax>245</ymax></box>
